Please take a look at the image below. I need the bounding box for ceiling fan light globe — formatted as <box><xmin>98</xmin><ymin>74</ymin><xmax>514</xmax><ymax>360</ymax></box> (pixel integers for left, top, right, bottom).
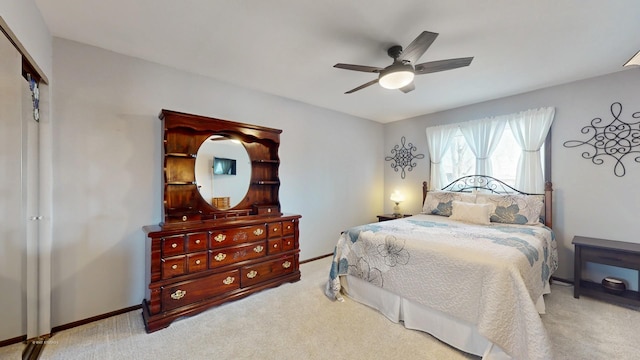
<box><xmin>379</xmin><ymin>65</ymin><xmax>415</xmax><ymax>89</ymax></box>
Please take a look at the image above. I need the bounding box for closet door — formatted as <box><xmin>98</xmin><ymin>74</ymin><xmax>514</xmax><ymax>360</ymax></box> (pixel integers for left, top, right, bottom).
<box><xmin>0</xmin><ymin>30</ymin><xmax>26</xmax><ymax>342</ymax></box>
<box><xmin>23</xmin><ymin>69</ymin><xmax>40</xmax><ymax>340</ymax></box>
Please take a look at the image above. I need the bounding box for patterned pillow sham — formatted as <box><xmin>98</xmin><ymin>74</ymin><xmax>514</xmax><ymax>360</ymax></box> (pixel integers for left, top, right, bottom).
<box><xmin>476</xmin><ymin>193</ymin><xmax>544</xmax><ymax>225</ymax></box>
<box><xmin>449</xmin><ymin>200</ymin><xmax>492</xmax><ymax>225</ymax></box>
<box><xmin>422</xmin><ymin>191</ymin><xmax>476</xmax><ymax>216</ymax></box>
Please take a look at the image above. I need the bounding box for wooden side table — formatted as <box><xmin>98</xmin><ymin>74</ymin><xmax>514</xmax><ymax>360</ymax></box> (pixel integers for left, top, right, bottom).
<box><xmin>377</xmin><ymin>214</ymin><xmax>411</xmax><ymax>222</ymax></box>
<box><xmin>572</xmin><ymin>235</ymin><xmax>640</xmax><ymax>307</ymax></box>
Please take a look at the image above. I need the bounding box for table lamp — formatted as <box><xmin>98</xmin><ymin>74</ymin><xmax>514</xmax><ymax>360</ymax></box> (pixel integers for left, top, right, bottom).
<box><xmin>390</xmin><ymin>191</ymin><xmax>405</xmax><ymax>216</ymax></box>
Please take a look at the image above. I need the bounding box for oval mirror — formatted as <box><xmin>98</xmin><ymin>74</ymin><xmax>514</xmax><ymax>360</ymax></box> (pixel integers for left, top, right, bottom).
<box><xmin>195</xmin><ymin>135</ymin><xmax>251</xmax><ymax>209</ymax></box>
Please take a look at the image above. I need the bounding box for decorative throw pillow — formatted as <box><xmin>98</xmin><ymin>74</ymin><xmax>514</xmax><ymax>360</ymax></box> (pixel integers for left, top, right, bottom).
<box><xmin>422</xmin><ymin>191</ymin><xmax>476</xmax><ymax>216</ymax></box>
<box><xmin>476</xmin><ymin>193</ymin><xmax>544</xmax><ymax>225</ymax></box>
<box><xmin>449</xmin><ymin>201</ymin><xmax>492</xmax><ymax>225</ymax></box>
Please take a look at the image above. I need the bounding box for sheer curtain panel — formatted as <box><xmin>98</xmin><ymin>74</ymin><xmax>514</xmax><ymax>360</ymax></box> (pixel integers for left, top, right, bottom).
<box><xmin>508</xmin><ymin>107</ymin><xmax>555</xmax><ymax>193</ymax></box>
<box><xmin>426</xmin><ymin>124</ymin><xmax>458</xmax><ymax>190</ymax></box>
<box><xmin>459</xmin><ymin>117</ymin><xmax>506</xmax><ymax>177</ymax></box>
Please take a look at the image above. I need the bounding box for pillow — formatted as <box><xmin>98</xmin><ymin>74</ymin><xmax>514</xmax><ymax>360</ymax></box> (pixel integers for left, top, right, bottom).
<box><xmin>449</xmin><ymin>201</ymin><xmax>492</xmax><ymax>225</ymax></box>
<box><xmin>476</xmin><ymin>193</ymin><xmax>544</xmax><ymax>225</ymax></box>
<box><xmin>422</xmin><ymin>191</ymin><xmax>476</xmax><ymax>216</ymax></box>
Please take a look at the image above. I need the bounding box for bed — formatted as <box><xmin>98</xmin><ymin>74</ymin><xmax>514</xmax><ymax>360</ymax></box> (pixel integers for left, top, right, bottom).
<box><xmin>325</xmin><ymin>175</ymin><xmax>558</xmax><ymax>360</ymax></box>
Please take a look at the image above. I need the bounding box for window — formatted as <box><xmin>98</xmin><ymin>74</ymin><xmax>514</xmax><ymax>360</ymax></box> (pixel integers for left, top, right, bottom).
<box><xmin>427</xmin><ymin>108</ymin><xmax>554</xmax><ymax>193</ymax></box>
<box><xmin>440</xmin><ymin>123</ymin><xmax>526</xmax><ymax>187</ymax></box>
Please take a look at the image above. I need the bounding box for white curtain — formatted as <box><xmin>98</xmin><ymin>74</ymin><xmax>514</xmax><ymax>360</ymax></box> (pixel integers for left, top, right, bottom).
<box><xmin>459</xmin><ymin>117</ymin><xmax>506</xmax><ymax>177</ymax></box>
<box><xmin>508</xmin><ymin>107</ymin><xmax>555</xmax><ymax>193</ymax></box>
<box><xmin>425</xmin><ymin>124</ymin><xmax>458</xmax><ymax>190</ymax></box>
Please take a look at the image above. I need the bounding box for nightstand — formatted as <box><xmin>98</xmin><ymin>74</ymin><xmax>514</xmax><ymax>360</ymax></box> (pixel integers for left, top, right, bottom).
<box><xmin>377</xmin><ymin>214</ymin><xmax>411</xmax><ymax>222</ymax></box>
<box><xmin>572</xmin><ymin>235</ymin><xmax>640</xmax><ymax>307</ymax></box>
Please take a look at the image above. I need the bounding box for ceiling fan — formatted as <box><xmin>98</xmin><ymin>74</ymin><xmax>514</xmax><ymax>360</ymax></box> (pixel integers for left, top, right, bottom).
<box><xmin>334</xmin><ymin>31</ymin><xmax>473</xmax><ymax>94</ymax></box>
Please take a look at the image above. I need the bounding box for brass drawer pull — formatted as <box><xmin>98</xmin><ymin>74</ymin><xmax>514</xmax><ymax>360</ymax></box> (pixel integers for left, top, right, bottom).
<box><xmin>223</xmin><ymin>276</ymin><xmax>235</xmax><ymax>285</ymax></box>
<box><xmin>273</xmin><ymin>228</ymin><xmax>278</xmax><ymax>232</ymax></box>
<box><xmin>171</xmin><ymin>264</ymin><xmax>178</xmax><ymax>270</ymax></box>
<box><xmin>253</xmin><ymin>228</ymin><xmax>264</xmax><ymax>236</ymax></box>
<box><xmin>247</xmin><ymin>270</ymin><xmax>258</xmax><ymax>279</ymax></box>
<box><xmin>195</xmin><ymin>239</ymin><xmax>201</xmax><ymax>244</ymax></box>
<box><xmin>214</xmin><ymin>253</ymin><xmax>227</xmax><ymax>261</ymax></box>
<box><xmin>214</xmin><ymin>234</ymin><xmax>226</xmax><ymax>242</ymax></box>
<box><xmin>282</xmin><ymin>261</ymin><xmax>291</xmax><ymax>269</ymax></box>
<box><xmin>287</xmin><ymin>225</ymin><xmax>291</xmax><ymax>230</ymax></box>
<box><xmin>273</xmin><ymin>243</ymin><xmax>278</xmax><ymax>248</ymax></box>
<box><xmin>171</xmin><ymin>289</ymin><xmax>186</xmax><ymax>300</ymax></box>
<box><xmin>253</xmin><ymin>245</ymin><xmax>264</xmax><ymax>253</ymax></box>
<box><xmin>195</xmin><ymin>259</ymin><xmax>201</xmax><ymax>265</ymax></box>
<box><xmin>171</xmin><ymin>243</ymin><xmax>178</xmax><ymax>248</ymax></box>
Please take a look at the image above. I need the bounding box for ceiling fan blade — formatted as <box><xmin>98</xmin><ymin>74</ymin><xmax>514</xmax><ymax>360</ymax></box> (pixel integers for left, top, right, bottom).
<box><xmin>345</xmin><ymin>79</ymin><xmax>379</xmax><ymax>94</ymax></box>
<box><xmin>399</xmin><ymin>82</ymin><xmax>415</xmax><ymax>93</ymax></box>
<box><xmin>399</xmin><ymin>31</ymin><xmax>438</xmax><ymax>64</ymax></box>
<box><xmin>414</xmin><ymin>57</ymin><xmax>474</xmax><ymax>74</ymax></box>
<box><xmin>334</xmin><ymin>63</ymin><xmax>383</xmax><ymax>73</ymax></box>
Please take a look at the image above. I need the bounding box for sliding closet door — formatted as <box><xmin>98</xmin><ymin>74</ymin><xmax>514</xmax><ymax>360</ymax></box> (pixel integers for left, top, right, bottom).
<box><xmin>0</xmin><ymin>29</ymin><xmax>26</xmax><ymax>342</ymax></box>
<box><xmin>23</xmin><ymin>73</ymin><xmax>40</xmax><ymax>340</ymax></box>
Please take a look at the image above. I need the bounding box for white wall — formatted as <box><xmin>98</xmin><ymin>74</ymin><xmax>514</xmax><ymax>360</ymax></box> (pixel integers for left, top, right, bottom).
<box><xmin>384</xmin><ymin>69</ymin><xmax>640</xmax><ymax>285</ymax></box>
<box><xmin>51</xmin><ymin>38</ymin><xmax>384</xmax><ymax>327</ymax></box>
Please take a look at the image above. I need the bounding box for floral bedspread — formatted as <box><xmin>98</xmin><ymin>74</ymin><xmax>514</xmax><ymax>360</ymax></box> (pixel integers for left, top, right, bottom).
<box><xmin>325</xmin><ymin>214</ymin><xmax>558</xmax><ymax>360</ymax></box>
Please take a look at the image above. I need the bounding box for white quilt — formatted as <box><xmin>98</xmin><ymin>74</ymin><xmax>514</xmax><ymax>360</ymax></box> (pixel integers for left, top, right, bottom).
<box><xmin>325</xmin><ymin>214</ymin><xmax>558</xmax><ymax>360</ymax></box>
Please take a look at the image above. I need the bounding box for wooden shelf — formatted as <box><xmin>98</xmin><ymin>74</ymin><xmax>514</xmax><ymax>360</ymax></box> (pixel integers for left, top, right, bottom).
<box><xmin>165</xmin><ymin>152</ymin><xmax>196</xmax><ymax>158</ymax></box>
<box><xmin>580</xmin><ymin>280</ymin><xmax>640</xmax><ymax>307</ymax></box>
<box><xmin>252</xmin><ymin>180</ymin><xmax>280</xmax><ymax>185</ymax></box>
<box><xmin>253</xmin><ymin>159</ymin><xmax>279</xmax><ymax>164</ymax></box>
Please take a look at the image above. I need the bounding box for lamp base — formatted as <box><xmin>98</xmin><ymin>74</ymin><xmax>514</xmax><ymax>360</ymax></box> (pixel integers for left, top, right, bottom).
<box><xmin>393</xmin><ymin>202</ymin><xmax>401</xmax><ymax>216</ymax></box>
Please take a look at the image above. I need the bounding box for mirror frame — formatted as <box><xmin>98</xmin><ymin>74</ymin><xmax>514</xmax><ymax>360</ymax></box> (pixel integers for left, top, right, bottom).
<box><xmin>160</xmin><ymin>109</ymin><xmax>282</xmax><ymax>224</ymax></box>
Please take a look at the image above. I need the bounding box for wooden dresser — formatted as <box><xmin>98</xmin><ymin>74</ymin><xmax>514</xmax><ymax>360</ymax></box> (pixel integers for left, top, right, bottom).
<box><xmin>142</xmin><ymin>110</ymin><xmax>301</xmax><ymax>332</ymax></box>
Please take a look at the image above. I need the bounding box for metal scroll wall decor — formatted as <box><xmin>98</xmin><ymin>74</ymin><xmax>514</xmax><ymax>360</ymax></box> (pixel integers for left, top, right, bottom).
<box><xmin>385</xmin><ymin>136</ymin><xmax>424</xmax><ymax>179</ymax></box>
<box><xmin>563</xmin><ymin>102</ymin><xmax>640</xmax><ymax>177</ymax></box>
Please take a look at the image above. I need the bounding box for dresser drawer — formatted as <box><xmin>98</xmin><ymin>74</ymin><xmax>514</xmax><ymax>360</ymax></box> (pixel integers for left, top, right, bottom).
<box><xmin>187</xmin><ymin>232</ymin><xmax>208</xmax><ymax>252</ymax></box>
<box><xmin>241</xmin><ymin>255</ymin><xmax>295</xmax><ymax>287</ymax></box>
<box><xmin>268</xmin><ymin>239</ymin><xmax>282</xmax><ymax>254</ymax></box>
<box><xmin>161</xmin><ymin>270</ymin><xmax>240</xmax><ymax>311</ymax></box>
<box><xmin>209</xmin><ymin>241</ymin><xmax>267</xmax><ymax>268</ymax></box>
<box><xmin>268</xmin><ymin>222</ymin><xmax>283</xmax><ymax>238</ymax></box>
<box><xmin>582</xmin><ymin>247</ymin><xmax>640</xmax><ymax>268</ymax></box>
<box><xmin>187</xmin><ymin>252</ymin><xmax>208</xmax><ymax>273</ymax></box>
<box><xmin>162</xmin><ymin>235</ymin><xmax>185</xmax><ymax>256</ymax></box>
<box><xmin>255</xmin><ymin>205</ymin><xmax>279</xmax><ymax>215</ymax></box>
<box><xmin>162</xmin><ymin>256</ymin><xmax>186</xmax><ymax>279</ymax></box>
<box><xmin>282</xmin><ymin>236</ymin><xmax>295</xmax><ymax>252</ymax></box>
<box><xmin>209</xmin><ymin>224</ymin><xmax>267</xmax><ymax>248</ymax></box>
<box><xmin>282</xmin><ymin>220</ymin><xmax>295</xmax><ymax>236</ymax></box>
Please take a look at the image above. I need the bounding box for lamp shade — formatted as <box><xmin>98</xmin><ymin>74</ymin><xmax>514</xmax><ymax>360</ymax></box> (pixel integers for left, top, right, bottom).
<box><xmin>378</xmin><ymin>64</ymin><xmax>415</xmax><ymax>89</ymax></box>
<box><xmin>390</xmin><ymin>191</ymin><xmax>405</xmax><ymax>203</ymax></box>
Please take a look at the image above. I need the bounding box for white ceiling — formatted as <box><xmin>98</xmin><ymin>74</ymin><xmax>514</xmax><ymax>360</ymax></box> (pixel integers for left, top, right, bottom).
<box><xmin>34</xmin><ymin>0</ymin><xmax>640</xmax><ymax>123</ymax></box>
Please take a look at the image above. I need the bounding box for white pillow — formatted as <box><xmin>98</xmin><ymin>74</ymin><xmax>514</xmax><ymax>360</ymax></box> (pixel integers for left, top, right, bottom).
<box><xmin>449</xmin><ymin>200</ymin><xmax>492</xmax><ymax>225</ymax></box>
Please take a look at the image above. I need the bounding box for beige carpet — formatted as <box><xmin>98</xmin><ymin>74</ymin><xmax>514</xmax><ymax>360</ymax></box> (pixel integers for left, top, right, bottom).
<box><xmin>34</xmin><ymin>257</ymin><xmax>640</xmax><ymax>360</ymax></box>
<box><xmin>0</xmin><ymin>341</ymin><xmax>23</xmax><ymax>359</ymax></box>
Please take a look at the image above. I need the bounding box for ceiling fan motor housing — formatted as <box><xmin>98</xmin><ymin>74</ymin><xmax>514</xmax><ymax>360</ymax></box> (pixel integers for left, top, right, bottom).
<box><xmin>387</xmin><ymin>45</ymin><xmax>404</xmax><ymax>60</ymax></box>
